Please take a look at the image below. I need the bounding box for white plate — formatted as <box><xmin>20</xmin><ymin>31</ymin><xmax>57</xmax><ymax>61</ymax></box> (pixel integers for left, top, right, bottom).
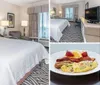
<box><xmin>50</xmin><ymin>50</ymin><xmax>100</xmax><ymax>76</ymax></box>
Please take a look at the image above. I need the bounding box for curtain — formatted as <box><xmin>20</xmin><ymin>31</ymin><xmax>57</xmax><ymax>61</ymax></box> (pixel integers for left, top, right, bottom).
<box><xmin>74</xmin><ymin>7</ymin><xmax>78</xmax><ymax>19</ymax></box>
<box><xmin>27</xmin><ymin>4</ymin><xmax>48</xmax><ymax>37</ymax></box>
<box><xmin>62</xmin><ymin>6</ymin><xmax>65</xmax><ymax>18</ymax></box>
<box><xmin>27</xmin><ymin>7</ymin><xmax>34</xmax><ymax>14</ymax></box>
<box><xmin>29</xmin><ymin>14</ymin><xmax>38</xmax><ymax>37</ymax></box>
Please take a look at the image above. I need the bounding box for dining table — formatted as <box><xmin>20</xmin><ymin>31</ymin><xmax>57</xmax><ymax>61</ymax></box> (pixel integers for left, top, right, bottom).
<box><xmin>50</xmin><ymin>71</ymin><xmax>100</xmax><ymax>85</ymax></box>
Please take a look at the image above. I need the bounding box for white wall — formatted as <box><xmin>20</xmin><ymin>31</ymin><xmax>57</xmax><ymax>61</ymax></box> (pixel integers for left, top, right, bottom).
<box><xmin>63</xmin><ymin>1</ymin><xmax>85</xmax><ymax>18</ymax></box>
<box><xmin>0</xmin><ymin>0</ymin><xmax>48</xmax><ymax>36</ymax></box>
<box><xmin>78</xmin><ymin>1</ymin><xmax>85</xmax><ymax>18</ymax></box>
<box><xmin>51</xmin><ymin>0</ymin><xmax>85</xmax><ymax>4</ymax></box>
<box><xmin>0</xmin><ymin>0</ymin><xmax>20</xmax><ymax>33</ymax></box>
<box><xmin>51</xmin><ymin>3</ymin><xmax>58</xmax><ymax>9</ymax></box>
<box><xmin>85</xmin><ymin>0</ymin><xmax>100</xmax><ymax>8</ymax></box>
<box><xmin>26</xmin><ymin>0</ymin><xmax>48</xmax><ymax>7</ymax></box>
<box><xmin>19</xmin><ymin>6</ymin><xmax>29</xmax><ymax>36</ymax></box>
<box><xmin>52</xmin><ymin>1</ymin><xmax>85</xmax><ymax>18</ymax></box>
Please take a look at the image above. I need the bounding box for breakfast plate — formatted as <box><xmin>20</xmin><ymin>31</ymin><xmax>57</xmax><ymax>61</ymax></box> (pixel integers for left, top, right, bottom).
<box><xmin>50</xmin><ymin>50</ymin><xmax>100</xmax><ymax>76</ymax></box>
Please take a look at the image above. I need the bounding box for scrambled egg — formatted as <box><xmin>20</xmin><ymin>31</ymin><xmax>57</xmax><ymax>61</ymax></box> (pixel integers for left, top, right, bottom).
<box><xmin>61</xmin><ymin>61</ymin><xmax>98</xmax><ymax>73</ymax></box>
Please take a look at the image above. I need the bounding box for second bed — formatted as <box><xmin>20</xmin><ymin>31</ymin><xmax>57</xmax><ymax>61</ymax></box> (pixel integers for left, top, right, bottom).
<box><xmin>50</xmin><ymin>19</ymin><xmax>70</xmax><ymax>42</ymax></box>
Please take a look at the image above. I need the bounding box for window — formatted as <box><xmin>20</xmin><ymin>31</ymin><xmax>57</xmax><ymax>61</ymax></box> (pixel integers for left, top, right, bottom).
<box><xmin>65</xmin><ymin>8</ymin><xmax>74</xmax><ymax>21</ymax></box>
<box><xmin>39</xmin><ymin>12</ymin><xmax>49</xmax><ymax>39</ymax></box>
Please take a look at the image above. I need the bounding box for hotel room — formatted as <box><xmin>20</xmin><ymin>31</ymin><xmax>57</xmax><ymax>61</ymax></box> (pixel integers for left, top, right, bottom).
<box><xmin>50</xmin><ymin>0</ymin><xmax>100</xmax><ymax>42</ymax></box>
<box><xmin>0</xmin><ymin>0</ymin><xmax>49</xmax><ymax>85</ymax></box>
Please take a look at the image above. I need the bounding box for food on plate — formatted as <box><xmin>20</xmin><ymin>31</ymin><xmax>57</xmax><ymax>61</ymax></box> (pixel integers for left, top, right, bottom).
<box><xmin>55</xmin><ymin>50</ymin><xmax>98</xmax><ymax>73</ymax></box>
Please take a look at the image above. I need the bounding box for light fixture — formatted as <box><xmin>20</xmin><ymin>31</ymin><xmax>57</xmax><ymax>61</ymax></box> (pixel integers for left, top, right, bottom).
<box><xmin>1</xmin><ymin>20</ymin><xmax>9</xmax><ymax>36</ymax></box>
<box><xmin>21</xmin><ymin>20</ymin><xmax>28</xmax><ymax>36</ymax></box>
<box><xmin>81</xmin><ymin>17</ymin><xmax>87</xmax><ymax>23</ymax></box>
<box><xmin>59</xmin><ymin>10</ymin><xmax>62</xmax><ymax>17</ymax></box>
<box><xmin>59</xmin><ymin>11</ymin><xmax>62</xmax><ymax>14</ymax></box>
<box><xmin>50</xmin><ymin>10</ymin><xmax>55</xmax><ymax>16</ymax></box>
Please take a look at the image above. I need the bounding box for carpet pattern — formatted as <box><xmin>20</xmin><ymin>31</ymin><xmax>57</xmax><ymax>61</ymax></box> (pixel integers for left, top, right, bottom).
<box><xmin>51</xmin><ymin>22</ymin><xmax>84</xmax><ymax>42</ymax></box>
<box><xmin>21</xmin><ymin>60</ymin><xmax>49</xmax><ymax>85</ymax></box>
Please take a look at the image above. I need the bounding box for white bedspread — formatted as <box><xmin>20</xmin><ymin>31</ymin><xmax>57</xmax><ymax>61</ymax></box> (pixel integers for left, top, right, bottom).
<box><xmin>0</xmin><ymin>38</ymin><xmax>48</xmax><ymax>85</ymax></box>
<box><xmin>50</xmin><ymin>19</ymin><xmax>70</xmax><ymax>41</ymax></box>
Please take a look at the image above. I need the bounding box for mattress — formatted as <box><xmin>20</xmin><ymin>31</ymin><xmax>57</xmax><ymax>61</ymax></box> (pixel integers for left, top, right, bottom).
<box><xmin>0</xmin><ymin>38</ymin><xmax>48</xmax><ymax>85</ymax></box>
<box><xmin>50</xmin><ymin>19</ymin><xmax>70</xmax><ymax>41</ymax></box>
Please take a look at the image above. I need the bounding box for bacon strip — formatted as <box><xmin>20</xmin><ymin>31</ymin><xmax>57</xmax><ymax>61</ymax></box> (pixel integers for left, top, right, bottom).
<box><xmin>56</xmin><ymin>57</ymin><xmax>69</xmax><ymax>62</ymax></box>
<box><xmin>56</xmin><ymin>56</ymin><xmax>95</xmax><ymax>63</ymax></box>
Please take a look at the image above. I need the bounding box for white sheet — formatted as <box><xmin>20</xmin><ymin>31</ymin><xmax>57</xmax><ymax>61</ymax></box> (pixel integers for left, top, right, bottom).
<box><xmin>0</xmin><ymin>38</ymin><xmax>48</xmax><ymax>85</ymax></box>
<box><xmin>50</xmin><ymin>19</ymin><xmax>70</xmax><ymax>41</ymax></box>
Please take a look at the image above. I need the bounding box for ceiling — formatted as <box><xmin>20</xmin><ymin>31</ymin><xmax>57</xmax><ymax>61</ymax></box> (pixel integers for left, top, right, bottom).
<box><xmin>4</xmin><ymin>0</ymin><xmax>85</xmax><ymax>6</ymax></box>
<box><xmin>4</xmin><ymin>0</ymin><xmax>45</xmax><ymax>6</ymax></box>
<box><xmin>51</xmin><ymin>0</ymin><xmax>85</xmax><ymax>4</ymax></box>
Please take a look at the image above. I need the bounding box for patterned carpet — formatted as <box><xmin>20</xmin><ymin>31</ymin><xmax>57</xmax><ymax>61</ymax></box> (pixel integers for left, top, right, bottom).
<box><xmin>51</xmin><ymin>22</ymin><xmax>84</xmax><ymax>42</ymax></box>
<box><xmin>21</xmin><ymin>60</ymin><xmax>49</xmax><ymax>85</ymax></box>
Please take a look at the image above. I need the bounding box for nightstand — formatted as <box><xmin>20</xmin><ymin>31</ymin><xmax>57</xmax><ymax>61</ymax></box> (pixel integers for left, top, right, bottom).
<box><xmin>29</xmin><ymin>37</ymin><xmax>38</xmax><ymax>42</ymax></box>
<box><xmin>38</xmin><ymin>38</ymin><xmax>49</xmax><ymax>47</ymax></box>
<box><xmin>6</xmin><ymin>36</ymin><xmax>32</xmax><ymax>41</ymax></box>
<box><xmin>5</xmin><ymin>36</ymin><xmax>15</xmax><ymax>39</ymax></box>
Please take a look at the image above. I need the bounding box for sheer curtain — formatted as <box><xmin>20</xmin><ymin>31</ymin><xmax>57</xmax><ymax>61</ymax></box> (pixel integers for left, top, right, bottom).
<box><xmin>62</xmin><ymin>5</ymin><xmax>78</xmax><ymax>21</ymax></box>
<box><xmin>65</xmin><ymin>7</ymin><xmax>74</xmax><ymax>21</ymax></box>
<box><xmin>38</xmin><ymin>12</ymin><xmax>49</xmax><ymax>39</ymax></box>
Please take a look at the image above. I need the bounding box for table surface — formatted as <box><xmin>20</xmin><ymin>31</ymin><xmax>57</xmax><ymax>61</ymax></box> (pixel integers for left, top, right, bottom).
<box><xmin>50</xmin><ymin>71</ymin><xmax>100</xmax><ymax>85</ymax></box>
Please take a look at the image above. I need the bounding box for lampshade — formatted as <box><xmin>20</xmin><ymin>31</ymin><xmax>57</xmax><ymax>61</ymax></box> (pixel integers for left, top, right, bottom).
<box><xmin>59</xmin><ymin>11</ymin><xmax>62</xmax><ymax>14</ymax></box>
<box><xmin>1</xmin><ymin>20</ymin><xmax>9</xmax><ymax>27</ymax></box>
<box><xmin>21</xmin><ymin>21</ymin><xmax>28</xmax><ymax>27</ymax></box>
<box><xmin>81</xmin><ymin>17</ymin><xmax>87</xmax><ymax>23</ymax></box>
<box><xmin>50</xmin><ymin>10</ymin><xmax>55</xmax><ymax>15</ymax></box>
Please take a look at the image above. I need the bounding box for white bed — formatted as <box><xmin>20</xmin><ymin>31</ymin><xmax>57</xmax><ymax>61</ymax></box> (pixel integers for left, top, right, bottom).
<box><xmin>50</xmin><ymin>19</ymin><xmax>70</xmax><ymax>41</ymax></box>
<box><xmin>0</xmin><ymin>38</ymin><xmax>48</xmax><ymax>85</ymax></box>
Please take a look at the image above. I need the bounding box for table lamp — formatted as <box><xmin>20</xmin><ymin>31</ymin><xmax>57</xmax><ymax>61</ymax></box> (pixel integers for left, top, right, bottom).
<box><xmin>51</xmin><ymin>10</ymin><xmax>55</xmax><ymax>15</ymax></box>
<box><xmin>21</xmin><ymin>21</ymin><xmax>28</xmax><ymax>36</ymax></box>
<box><xmin>59</xmin><ymin>10</ymin><xmax>62</xmax><ymax>17</ymax></box>
<box><xmin>1</xmin><ymin>20</ymin><xmax>9</xmax><ymax>36</ymax></box>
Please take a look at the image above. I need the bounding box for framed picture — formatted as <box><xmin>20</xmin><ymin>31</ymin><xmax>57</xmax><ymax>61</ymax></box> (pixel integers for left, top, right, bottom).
<box><xmin>85</xmin><ymin>2</ymin><xmax>89</xmax><ymax>9</ymax></box>
<box><xmin>7</xmin><ymin>13</ymin><xmax>15</xmax><ymax>28</ymax></box>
